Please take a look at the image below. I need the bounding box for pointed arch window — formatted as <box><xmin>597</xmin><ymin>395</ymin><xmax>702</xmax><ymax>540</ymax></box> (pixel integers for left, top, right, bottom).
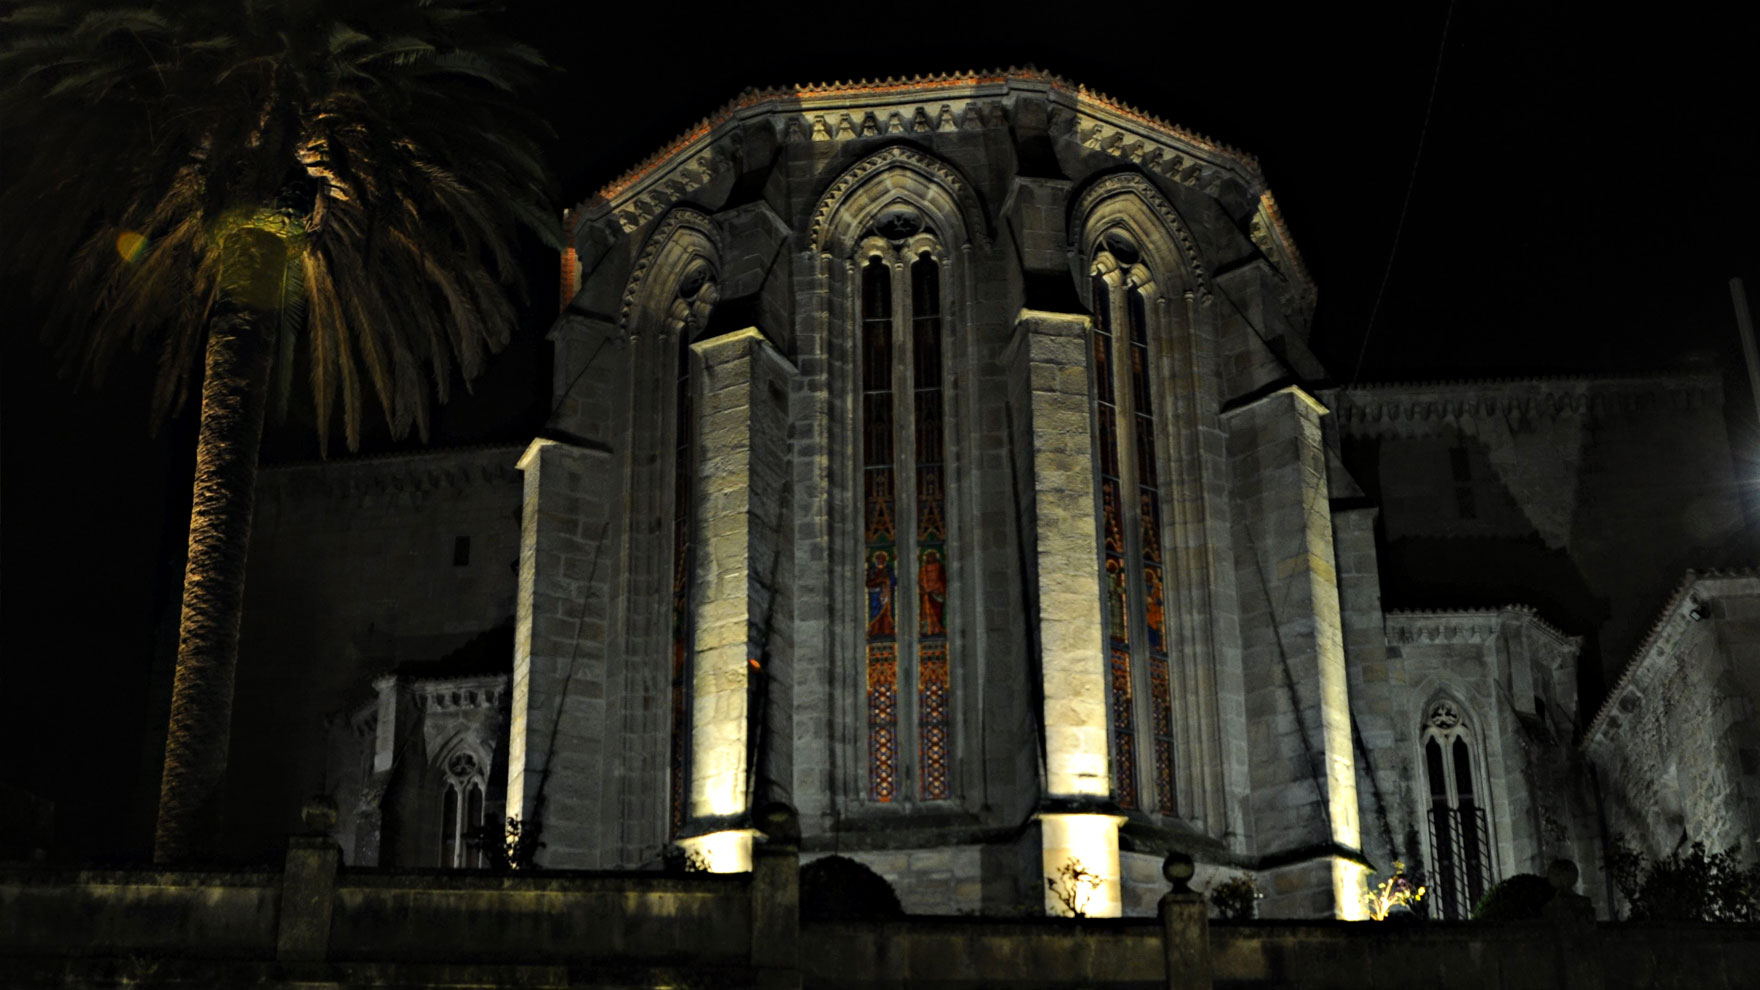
<box><xmin>860</xmin><ymin>206</ymin><xmax>954</xmax><ymax>804</ymax></box>
<box><xmin>440</xmin><ymin>752</ymin><xmax>486</xmax><ymax>868</ymax></box>
<box><xmin>1422</xmin><ymin>701</ymin><xmax>1495</xmax><ymax>919</ymax></box>
<box><xmin>1089</xmin><ymin>232</ymin><xmax>1176</xmax><ymax>815</ymax></box>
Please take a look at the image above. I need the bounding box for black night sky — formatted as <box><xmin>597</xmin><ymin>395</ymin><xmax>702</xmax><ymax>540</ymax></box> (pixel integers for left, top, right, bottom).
<box><xmin>3</xmin><ymin>2</ymin><xmax>1755</xmax><ymax>860</ymax></box>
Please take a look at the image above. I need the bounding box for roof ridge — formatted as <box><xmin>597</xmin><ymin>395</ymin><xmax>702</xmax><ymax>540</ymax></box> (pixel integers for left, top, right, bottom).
<box><xmin>1584</xmin><ymin>567</ymin><xmax>1760</xmax><ymax>742</ymax></box>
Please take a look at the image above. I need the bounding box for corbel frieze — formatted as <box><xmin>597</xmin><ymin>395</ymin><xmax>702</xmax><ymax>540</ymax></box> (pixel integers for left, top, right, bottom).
<box><xmin>1385</xmin><ymin>605</ymin><xmax>1575</xmax><ymax>649</ymax></box>
<box><xmin>1332</xmin><ymin>376</ymin><xmax>1722</xmax><ymax>438</ymax></box>
<box><xmin>607</xmin><ymin>134</ymin><xmax>741</xmax><ymax>234</ymax></box>
<box><xmin>257</xmin><ymin>444</ymin><xmax>524</xmax><ymax>500</ymax></box>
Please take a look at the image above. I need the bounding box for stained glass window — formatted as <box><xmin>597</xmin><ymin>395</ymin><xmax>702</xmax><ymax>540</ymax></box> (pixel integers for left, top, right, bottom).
<box><xmin>862</xmin><ymin>257</ymin><xmax>900</xmax><ymax>802</ymax></box>
<box><xmin>1127</xmin><ymin>289</ymin><xmax>1176</xmax><ymax>815</ymax></box>
<box><xmin>1091</xmin><ymin>276</ymin><xmax>1137</xmax><ymax>809</ymax></box>
<box><xmin>859</xmin><ymin>235</ymin><xmax>955</xmax><ymax>805</ymax></box>
<box><xmin>913</xmin><ymin>255</ymin><xmax>951</xmax><ymax>801</ymax></box>
<box><xmin>1089</xmin><ymin>248</ymin><xmax>1179</xmax><ymax>815</ymax></box>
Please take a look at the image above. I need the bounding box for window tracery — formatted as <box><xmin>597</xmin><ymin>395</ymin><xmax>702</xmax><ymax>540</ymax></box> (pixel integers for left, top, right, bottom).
<box><xmin>1089</xmin><ymin>232</ymin><xmax>1176</xmax><ymax>815</ymax></box>
<box><xmin>439</xmin><ymin>751</ymin><xmax>486</xmax><ymax>869</ymax></box>
<box><xmin>1421</xmin><ymin>700</ymin><xmax>1494</xmax><ymax>919</ymax></box>
<box><xmin>858</xmin><ymin>205</ymin><xmax>954</xmax><ymax>804</ymax></box>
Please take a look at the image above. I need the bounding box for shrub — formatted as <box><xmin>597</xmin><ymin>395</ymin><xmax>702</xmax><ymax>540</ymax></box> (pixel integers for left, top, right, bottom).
<box><xmin>1471</xmin><ymin>873</ymin><xmax>1554</xmax><ymax>920</ymax></box>
<box><xmin>1208</xmin><ymin>873</ymin><xmax>1263</xmax><ymax>920</ymax></box>
<box><xmin>1606</xmin><ymin>837</ymin><xmax>1760</xmax><ymax>922</ymax></box>
<box><xmin>1361</xmin><ymin>861</ymin><xmax>1427</xmax><ymax>921</ymax></box>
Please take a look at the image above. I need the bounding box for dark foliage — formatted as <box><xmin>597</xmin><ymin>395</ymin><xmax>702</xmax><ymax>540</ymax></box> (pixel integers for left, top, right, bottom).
<box><xmin>466</xmin><ymin>816</ymin><xmax>543</xmax><ymax>872</ymax></box>
<box><xmin>1606</xmin><ymin>836</ymin><xmax>1760</xmax><ymax>922</ymax></box>
<box><xmin>1470</xmin><ymin>873</ymin><xmax>1554</xmax><ymax>920</ymax></box>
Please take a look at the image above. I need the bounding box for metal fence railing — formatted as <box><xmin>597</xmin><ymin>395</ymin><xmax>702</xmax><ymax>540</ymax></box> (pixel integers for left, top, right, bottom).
<box><xmin>1427</xmin><ymin>804</ymin><xmax>1493</xmax><ymax>919</ymax></box>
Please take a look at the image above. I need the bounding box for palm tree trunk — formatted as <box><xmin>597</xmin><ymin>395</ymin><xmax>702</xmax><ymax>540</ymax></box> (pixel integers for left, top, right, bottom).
<box><xmin>154</xmin><ymin>231</ymin><xmax>281</xmax><ymax>864</ymax></box>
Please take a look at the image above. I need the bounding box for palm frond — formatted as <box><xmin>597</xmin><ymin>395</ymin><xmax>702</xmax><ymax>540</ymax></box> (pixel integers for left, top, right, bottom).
<box><xmin>270</xmin><ymin>252</ymin><xmax>308</xmax><ymax>424</ymax></box>
<box><xmin>3</xmin><ymin>0</ymin><xmax>559</xmax><ymax>450</ymax></box>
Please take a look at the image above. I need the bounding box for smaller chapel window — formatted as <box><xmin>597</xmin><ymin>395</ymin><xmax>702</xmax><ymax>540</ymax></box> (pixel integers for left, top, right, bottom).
<box><xmin>440</xmin><ymin>752</ymin><xmax>486</xmax><ymax>869</ymax></box>
<box><xmin>1422</xmin><ymin>702</ymin><xmax>1494</xmax><ymax>918</ymax></box>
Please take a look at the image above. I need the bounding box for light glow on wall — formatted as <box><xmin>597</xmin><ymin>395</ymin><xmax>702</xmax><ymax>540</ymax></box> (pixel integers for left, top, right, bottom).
<box><xmin>678</xmin><ymin>828</ymin><xmax>755</xmax><ymax>874</ymax></box>
<box><xmin>1040</xmin><ymin>811</ymin><xmax>1126</xmax><ymax>917</ymax></box>
<box><xmin>1334</xmin><ymin>857</ymin><xmax>1370</xmax><ymax>921</ymax></box>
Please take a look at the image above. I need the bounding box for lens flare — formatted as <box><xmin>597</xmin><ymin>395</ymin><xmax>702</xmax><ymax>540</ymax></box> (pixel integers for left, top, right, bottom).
<box><xmin>115</xmin><ymin>230</ymin><xmax>148</xmax><ymax>263</ymax></box>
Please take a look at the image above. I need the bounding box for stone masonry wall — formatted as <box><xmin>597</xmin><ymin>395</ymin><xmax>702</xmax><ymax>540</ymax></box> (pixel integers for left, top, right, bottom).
<box><xmin>233</xmin><ymin>446</ymin><xmax>523</xmax><ymax>862</ymax></box>
<box><xmin>1225</xmin><ymin>387</ymin><xmax>1363</xmax><ymax>918</ymax></box>
<box><xmin>1586</xmin><ymin>573</ymin><xmax>1760</xmax><ymax>869</ymax></box>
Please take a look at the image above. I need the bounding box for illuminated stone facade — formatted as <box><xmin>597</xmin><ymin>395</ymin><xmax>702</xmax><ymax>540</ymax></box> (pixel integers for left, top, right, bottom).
<box><xmin>232</xmin><ymin>71</ymin><xmax>1755</xmax><ymax>919</ymax></box>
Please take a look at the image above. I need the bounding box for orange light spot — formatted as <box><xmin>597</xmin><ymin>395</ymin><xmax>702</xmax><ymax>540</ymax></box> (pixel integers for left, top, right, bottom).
<box><xmin>115</xmin><ymin>230</ymin><xmax>148</xmax><ymax>263</ymax></box>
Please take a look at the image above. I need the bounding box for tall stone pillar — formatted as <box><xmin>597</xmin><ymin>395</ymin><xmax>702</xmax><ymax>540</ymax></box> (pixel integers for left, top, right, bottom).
<box><xmin>1223</xmin><ymin>386</ymin><xmax>1366</xmax><ymax>918</ymax></box>
<box><xmin>1010</xmin><ymin>309</ymin><xmax>1125</xmax><ymax>917</ymax></box>
<box><xmin>678</xmin><ymin>327</ymin><xmax>794</xmax><ymax>873</ymax></box>
<box><xmin>507</xmin><ymin>436</ymin><xmax>617</xmax><ymax>867</ymax></box>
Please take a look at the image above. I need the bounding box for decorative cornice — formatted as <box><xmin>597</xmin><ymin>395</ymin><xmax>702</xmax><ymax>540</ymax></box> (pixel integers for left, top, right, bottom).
<box><xmin>1072</xmin><ymin>172</ymin><xmax>1210</xmax><ymax>294</ymax></box>
<box><xmin>807</xmin><ymin>145</ymin><xmax>985</xmax><ymax>253</ymax></box>
<box><xmin>1329</xmin><ymin>373</ymin><xmax>1722</xmax><ymax>437</ymax></box>
<box><xmin>619</xmin><ymin>207</ymin><xmax>721</xmax><ymax>332</ymax></box>
<box><xmin>1385</xmin><ymin>604</ymin><xmax>1578</xmax><ymax>652</ymax></box>
<box><xmin>410</xmin><ymin>674</ymin><xmax>510</xmax><ymax>714</ymax></box>
<box><xmin>1582</xmin><ymin>568</ymin><xmax>1760</xmax><ymax>747</ymax></box>
<box><xmin>256</xmin><ymin>444</ymin><xmax>524</xmax><ymax>500</ymax></box>
<box><xmin>570</xmin><ymin>69</ymin><xmax>1309</xmax><ymax>289</ymax></box>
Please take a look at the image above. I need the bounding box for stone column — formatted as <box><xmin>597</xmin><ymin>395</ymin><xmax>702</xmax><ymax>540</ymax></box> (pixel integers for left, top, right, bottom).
<box><xmin>679</xmin><ymin>327</ymin><xmax>794</xmax><ymax>872</ymax></box>
<box><xmin>1223</xmin><ymin>386</ymin><xmax>1365</xmax><ymax>918</ymax></box>
<box><xmin>1010</xmin><ymin>308</ymin><xmax>1124</xmax><ymax>917</ymax></box>
<box><xmin>507</xmin><ymin>436</ymin><xmax>617</xmax><ymax>867</ymax></box>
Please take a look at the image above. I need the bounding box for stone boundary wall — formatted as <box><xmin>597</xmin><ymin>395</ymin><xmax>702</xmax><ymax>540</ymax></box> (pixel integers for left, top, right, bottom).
<box><xmin>3</xmin><ymin>850</ymin><xmax>1758</xmax><ymax>988</ymax></box>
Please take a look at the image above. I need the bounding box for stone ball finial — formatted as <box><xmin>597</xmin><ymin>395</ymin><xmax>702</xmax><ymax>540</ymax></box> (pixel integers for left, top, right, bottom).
<box><xmin>756</xmin><ymin>801</ymin><xmax>801</xmax><ymax>846</ymax></box>
<box><xmin>1163</xmin><ymin>850</ymin><xmax>1195</xmax><ymax>892</ymax></box>
<box><xmin>300</xmin><ymin>795</ymin><xmax>339</xmax><ymax>836</ymax></box>
<box><xmin>1547</xmin><ymin>858</ymin><xmax>1579</xmax><ymax>893</ymax></box>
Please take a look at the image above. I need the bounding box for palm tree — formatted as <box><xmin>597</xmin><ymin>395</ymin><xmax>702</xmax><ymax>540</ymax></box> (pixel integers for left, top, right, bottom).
<box><xmin>0</xmin><ymin>0</ymin><xmax>559</xmax><ymax>863</ymax></box>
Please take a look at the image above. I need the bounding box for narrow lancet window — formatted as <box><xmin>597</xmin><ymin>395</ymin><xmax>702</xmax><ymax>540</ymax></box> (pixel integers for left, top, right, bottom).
<box><xmin>441</xmin><ymin>785</ymin><xmax>459</xmax><ymax>867</ymax></box>
<box><xmin>1422</xmin><ymin>702</ymin><xmax>1493</xmax><ymax>919</ymax></box>
<box><xmin>913</xmin><ymin>255</ymin><xmax>951</xmax><ymax>800</ymax></box>
<box><xmin>1127</xmin><ymin>289</ymin><xmax>1176</xmax><ymax>814</ymax></box>
<box><xmin>862</xmin><ymin>257</ymin><xmax>900</xmax><ymax>802</ymax></box>
<box><xmin>1092</xmin><ymin>275</ymin><xmax>1137</xmax><ymax>809</ymax></box>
